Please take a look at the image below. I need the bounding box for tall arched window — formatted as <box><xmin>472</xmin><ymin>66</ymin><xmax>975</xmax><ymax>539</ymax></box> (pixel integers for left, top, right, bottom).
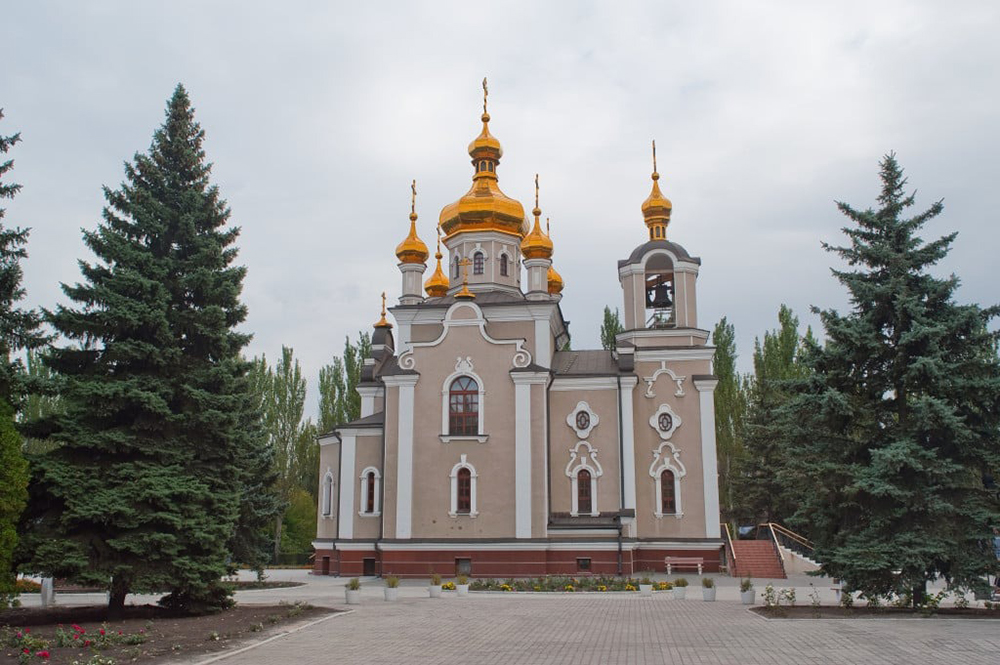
<box><xmin>500</xmin><ymin>254</ymin><xmax>508</xmax><ymax>277</ymax></box>
<box><xmin>457</xmin><ymin>468</ymin><xmax>472</xmax><ymax>514</ymax></box>
<box><xmin>321</xmin><ymin>472</ymin><xmax>334</xmax><ymax>518</ymax></box>
<box><xmin>660</xmin><ymin>469</ymin><xmax>676</xmax><ymax>514</ymax></box>
<box><xmin>452</xmin><ymin>256</ymin><xmax>460</xmax><ymax>278</ymax></box>
<box><xmin>365</xmin><ymin>471</ymin><xmax>376</xmax><ymax>513</ymax></box>
<box><xmin>473</xmin><ymin>252</ymin><xmax>484</xmax><ymax>275</ymax></box>
<box><xmin>577</xmin><ymin>469</ymin><xmax>592</xmax><ymax>515</ymax></box>
<box><xmin>449</xmin><ymin>376</ymin><xmax>479</xmax><ymax>435</ymax></box>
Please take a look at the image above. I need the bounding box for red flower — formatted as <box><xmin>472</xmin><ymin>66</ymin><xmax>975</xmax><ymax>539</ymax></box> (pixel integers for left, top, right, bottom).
<box><xmin>22</xmin><ymin>649</ymin><xmax>29</xmax><ymax>654</ymax></box>
<box><xmin>36</xmin><ymin>650</ymin><xmax>50</xmax><ymax>659</ymax></box>
<box><xmin>99</xmin><ymin>629</ymin><xmax>105</xmax><ymax>636</ymax></box>
<box><xmin>73</xmin><ymin>634</ymin><xmax>79</xmax><ymax>640</ymax></box>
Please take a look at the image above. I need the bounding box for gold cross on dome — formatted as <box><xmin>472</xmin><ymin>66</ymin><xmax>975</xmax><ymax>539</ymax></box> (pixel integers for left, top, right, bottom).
<box><xmin>455</xmin><ymin>257</ymin><xmax>476</xmax><ymax>300</ymax></box>
<box><xmin>482</xmin><ymin>77</ymin><xmax>489</xmax><ymax>114</ymax></box>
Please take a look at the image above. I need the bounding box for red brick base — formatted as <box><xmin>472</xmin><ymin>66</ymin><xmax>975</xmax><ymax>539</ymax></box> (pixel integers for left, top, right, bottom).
<box><xmin>313</xmin><ymin>545</ymin><xmax>722</xmax><ymax>578</ymax></box>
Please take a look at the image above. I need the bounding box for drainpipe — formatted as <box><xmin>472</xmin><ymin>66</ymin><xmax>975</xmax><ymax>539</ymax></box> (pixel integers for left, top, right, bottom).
<box><xmin>377</xmin><ymin>385</ymin><xmax>387</xmax><ymax>578</ymax></box>
<box><xmin>616</xmin><ymin>374</ymin><xmax>625</xmax><ymax>576</ymax></box>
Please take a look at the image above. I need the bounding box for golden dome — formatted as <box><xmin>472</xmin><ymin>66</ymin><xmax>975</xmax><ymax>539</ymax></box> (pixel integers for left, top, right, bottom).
<box><xmin>395</xmin><ymin>180</ymin><xmax>430</xmax><ymax>264</ymax></box>
<box><xmin>642</xmin><ymin>140</ymin><xmax>672</xmax><ymax>241</ymax></box>
<box><xmin>520</xmin><ymin>175</ymin><xmax>554</xmax><ymax>260</ymax></box>
<box><xmin>439</xmin><ymin>79</ymin><xmax>527</xmax><ymax>240</ymax></box>
<box><xmin>373</xmin><ymin>292</ymin><xmax>393</xmax><ymax>329</ymax></box>
<box><xmin>547</xmin><ymin>264</ymin><xmax>564</xmax><ymax>294</ymax></box>
<box><xmin>424</xmin><ymin>233</ymin><xmax>450</xmax><ymax>298</ymax></box>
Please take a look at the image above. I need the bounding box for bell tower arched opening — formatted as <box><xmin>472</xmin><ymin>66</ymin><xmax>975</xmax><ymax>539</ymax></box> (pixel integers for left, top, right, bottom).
<box><xmin>644</xmin><ymin>253</ymin><xmax>675</xmax><ymax>329</ymax></box>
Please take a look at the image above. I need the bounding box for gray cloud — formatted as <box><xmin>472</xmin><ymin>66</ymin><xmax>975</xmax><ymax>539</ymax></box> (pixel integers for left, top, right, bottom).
<box><xmin>3</xmin><ymin>0</ymin><xmax>998</xmax><ymax>415</ymax></box>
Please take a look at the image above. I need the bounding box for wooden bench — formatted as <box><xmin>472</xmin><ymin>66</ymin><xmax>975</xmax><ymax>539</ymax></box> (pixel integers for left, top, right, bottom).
<box><xmin>664</xmin><ymin>556</ymin><xmax>704</xmax><ymax>575</ymax></box>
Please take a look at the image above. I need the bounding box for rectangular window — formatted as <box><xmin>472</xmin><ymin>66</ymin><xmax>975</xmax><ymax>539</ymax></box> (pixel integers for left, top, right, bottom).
<box><xmin>577</xmin><ymin>558</ymin><xmax>591</xmax><ymax>572</ymax></box>
<box><xmin>457</xmin><ymin>470</ymin><xmax>472</xmax><ymax>513</ymax></box>
<box><xmin>456</xmin><ymin>558</ymin><xmax>472</xmax><ymax>576</ymax></box>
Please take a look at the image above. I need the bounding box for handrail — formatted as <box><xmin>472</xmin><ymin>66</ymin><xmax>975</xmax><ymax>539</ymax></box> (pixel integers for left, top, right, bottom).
<box><xmin>721</xmin><ymin>522</ymin><xmax>737</xmax><ymax>576</ymax></box>
<box><xmin>766</xmin><ymin>522</ymin><xmax>814</xmax><ymax>551</ymax></box>
<box><xmin>766</xmin><ymin>523</ymin><xmax>786</xmax><ymax>562</ymax></box>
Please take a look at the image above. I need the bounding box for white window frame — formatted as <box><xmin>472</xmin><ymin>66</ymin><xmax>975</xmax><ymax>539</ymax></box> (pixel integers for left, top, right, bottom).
<box><xmin>649</xmin><ymin>440</ymin><xmax>686</xmax><ymax>519</ymax></box>
<box><xmin>449</xmin><ymin>454</ymin><xmax>479</xmax><ymax>518</ymax></box>
<box><xmin>321</xmin><ymin>469</ymin><xmax>335</xmax><ymax>518</ymax></box>
<box><xmin>358</xmin><ymin>466</ymin><xmax>381</xmax><ymax>516</ymax></box>
<box><xmin>565</xmin><ymin>441</ymin><xmax>603</xmax><ymax>517</ymax></box>
<box><xmin>440</xmin><ymin>356</ymin><xmax>487</xmax><ymax>442</ymax></box>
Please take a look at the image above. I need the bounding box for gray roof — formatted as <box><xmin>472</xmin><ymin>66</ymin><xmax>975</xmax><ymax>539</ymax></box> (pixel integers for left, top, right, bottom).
<box><xmin>618</xmin><ymin>240</ymin><xmax>701</xmax><ymax>269</ymax></box>
<box><xmin>551</xmin><ymin>350</ymin><xmax>619</xmax><ymax>377</ymax></box>
<box><xmin>379</xmin><ymin>356</ymin><xmax>418</xmax><ymax>377</ymax></box>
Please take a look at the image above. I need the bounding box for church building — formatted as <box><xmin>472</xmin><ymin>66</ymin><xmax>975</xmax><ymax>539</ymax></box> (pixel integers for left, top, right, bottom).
<box><xmin>313</xmin><ymin>86</ymin><xmax>723</xmax><ymax>577</ymax></box>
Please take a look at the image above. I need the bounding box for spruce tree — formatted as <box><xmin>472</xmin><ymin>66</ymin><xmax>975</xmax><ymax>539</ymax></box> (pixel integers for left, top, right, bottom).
<box><xmin>785</xmin><ymin>155</ymin><xmax>1000</xmax><ymax>603</ymax></box>
<box><xmin>26</xmin><ymin>85</ymin><xmax>254</xmax><ymax>616</ymax></box>
<box><xmin>0</xmin><ymin>109</ymin><xmax>45</xmax><ymax>409</ymax></box>
<box><xmin>0</xmin><ymin>401</ymin><xmax>27</xmax><ymax>608</ymax></box>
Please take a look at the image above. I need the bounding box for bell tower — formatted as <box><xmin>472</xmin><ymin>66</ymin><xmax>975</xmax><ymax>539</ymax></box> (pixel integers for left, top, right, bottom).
<box><xmin>618</xmin><ymin>142</ymin><xmax>701</xmax><ymax>338</ymax></box>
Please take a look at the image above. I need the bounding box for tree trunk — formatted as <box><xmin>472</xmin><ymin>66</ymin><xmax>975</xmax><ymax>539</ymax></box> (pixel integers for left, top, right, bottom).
<box><xmin>273</xmin><ymin>513</ymin><xmax>283</xmax><ymax>561</ymax></box>
<box><xmin>108</xmin><ymin>576</ymin><xmax>130</xmax><ymax>620</ymax></box>
<box><xmin>912</xmin><ymin>582</ymin><xmax>926</xmax><ymax>609</ymax></box>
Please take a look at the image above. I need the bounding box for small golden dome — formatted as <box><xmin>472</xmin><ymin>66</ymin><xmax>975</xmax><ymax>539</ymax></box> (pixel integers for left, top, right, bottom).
<box><xmin>439</xmin><ymin>79</ymin><xmax>527</xmax><ymax>240</ymax></box>
<box><xmin>547</xmin><ymin>264</ymin><xmax>564</xmax><ymax>294</ymax></box>
<box><xmin>520</xmin><ymin>175</ymin><xmax>554</xmax><ymax>260</ymax></box>
<box><xmin>642</xmin><ymin>140</ymin><xmax>672</xmax><ymax>241</ymax></box>
<box><xmin>373</xmin><ymin>292</ymin><xmax>393</xmax><ymax>329</ymax></box>
<box><xmin>395</xmin><ymin>180</ymin><xmax>430</xmax><ymax>264</ymax></box>
<box><xmin>424</xmin><ymin>234</ymin><xmax>449</xmax><ymax>298</ymax></box>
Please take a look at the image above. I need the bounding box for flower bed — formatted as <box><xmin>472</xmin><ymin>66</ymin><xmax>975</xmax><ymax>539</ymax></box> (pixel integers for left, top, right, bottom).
<box><xmin>468</xmin><ymin>576</ymin><xmax>676</xmax><ymax>593</ymax></box>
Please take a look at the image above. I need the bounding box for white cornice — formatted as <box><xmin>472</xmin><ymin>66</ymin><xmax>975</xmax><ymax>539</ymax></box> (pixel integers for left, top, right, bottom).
<box><xmin>634</xmin><ymin>348</ymin><xmax>715</xmax><ymax>363</ymax></box>
<box><xmin>382</xmin><ymin>374</ymin><xmax>420</xmax><ymax>387</ymax></box>
<box><xmin>549</xmin><ymin>377</ymin><xmax>620</xmax><ymax>391</ymax></box>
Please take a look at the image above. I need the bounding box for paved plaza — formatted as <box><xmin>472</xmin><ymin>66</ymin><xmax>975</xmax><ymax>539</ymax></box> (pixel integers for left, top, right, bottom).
<box><xmin>20</xmin><ymin>571</ymin><xmax>1000</xmax><ymax>664</ymax></box>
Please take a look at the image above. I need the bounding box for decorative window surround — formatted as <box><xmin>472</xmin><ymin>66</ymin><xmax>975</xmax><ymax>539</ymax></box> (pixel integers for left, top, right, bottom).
<box><xmin>321</xmin><ymin>469</ymin><xmax>335</xmax><ymax>519</ymax></box>
<box><xmin>643</xmin><ymin>362</ymin><xmax>687</xmax><ymax>399</ymax></box>
<box><xmin>565</xmin><ymin>441</ymin><xmax>603</xmax><ymax>517</ymax></box>
<box><xmin>649</xmin><ymin>440</ymin><xmax>686</xmax><ymax>519</ymax></box>
<box><xmin>565</xmin><ymin>401</ymin><xmax>600</xmax><ymax>439</ymax></box>
<box><xmin>449</xmin><ymin>454</ymin><xmax>479</xmax><ymax>518</ymax></box>
<box><xmin>440</xmin><ymin>356</ymin><xmax>487</xmax><ymax>438</ymax></box>
<box><xmin>358</xmin><ymin>467</ymin><xmax>381</xmax><ymax>517</ymax></box>
<box><xmin>649</xmin><ymin>402</ymin><xmax>682</xmax><ymax>440</ymax></box>
<box><xmin>397</xmin><ymin>301</ymin><xmax>532</xmax><ymax>371</ymax></box>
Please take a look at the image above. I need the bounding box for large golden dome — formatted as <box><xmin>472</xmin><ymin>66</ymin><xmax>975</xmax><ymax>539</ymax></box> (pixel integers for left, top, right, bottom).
<box><xmin>439</xmin><ymin>81</ymin><xmax>527</xmax><ymax>239</ymax></box>
<box><xmin>642</xmin><ymin>140</ymin><xmax>672</xmax><ymax>241</ymax></box>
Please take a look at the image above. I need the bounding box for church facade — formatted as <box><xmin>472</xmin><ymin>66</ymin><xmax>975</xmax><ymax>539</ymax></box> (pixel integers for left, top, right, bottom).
<box><xmin>313</xmin><ymin>90</ymin><xmax>723</xmax><ymax>578</ymax></box>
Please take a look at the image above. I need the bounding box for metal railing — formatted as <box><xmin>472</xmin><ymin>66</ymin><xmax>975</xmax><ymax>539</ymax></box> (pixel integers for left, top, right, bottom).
<box><xmin>757</xmin><ymin>522</ymin><xmax>815</xmax><ymax>564</ymax></box>
<box><xmin>721</xmin><ymin>522</ymin><xmax>738</xmax><ymax>577</ymax></box>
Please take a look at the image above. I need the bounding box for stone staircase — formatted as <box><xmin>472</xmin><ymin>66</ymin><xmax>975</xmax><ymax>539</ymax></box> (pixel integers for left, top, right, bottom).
<box><xmin>730</xmin><ymin>540</ymin><xmax>786</xmax><ymax>579</ymax></box>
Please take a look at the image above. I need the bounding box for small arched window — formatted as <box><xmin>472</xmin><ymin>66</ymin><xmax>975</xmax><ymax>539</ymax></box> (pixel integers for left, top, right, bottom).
<box><xmin>453</xmin><ymin>256</ymin><xmax>460</xmax><ymax>279</ymax></box>
<box><xmin>457</xmin><ymin>468</ymin><xmax>472</xmax><ymax>514</ymax></box>
<box><xmin>449</xmin><ymin>377</ymin><xmax>479</xmax><ymax>435</ymax></box>
<box><xmin>500</xmin><ymin>254</ymin><xmax>508</xmax><ymax>277</ymax></box>
<box><xmin>577</xmin><ymin>469</ymin><xmax>592</xmax><ymax>515</ymax></box>
<box><xmin>661</xmin><ymin>469</ymin><xmax>676</xmax><ymax>514</ymax></box>
<box><xmin>473</xmin><ymin>252</ymin><xmax>484</xmax><ymax>275</ymax></box>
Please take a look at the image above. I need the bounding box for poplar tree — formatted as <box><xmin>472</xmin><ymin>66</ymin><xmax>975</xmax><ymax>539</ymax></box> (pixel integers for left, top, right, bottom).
<box><xmin>599</xmin><ymin>306</ymin><xmax>624</xmax><ymax>351</ymax></box>
<box><xmin>25</xmin><ymin>85</ymin><xmax>252</xmax><ymax>616</ymax></box>
<box><xmin>785</xmin><ymin>155</ymin><xmax>1000</xmax><ymax>603</ymax></box>
<box><xmin>711</xmin><ymin>317</ymin><xmax>748</xmax><ymax>520</ymax></box>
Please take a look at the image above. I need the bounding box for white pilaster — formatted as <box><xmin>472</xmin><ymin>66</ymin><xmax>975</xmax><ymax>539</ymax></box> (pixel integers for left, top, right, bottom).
<box><xmin>533</xmin><ymin>317</ymin><xmax>551</xmax><ymax>368</ymax></box>
<box><xmin>524</xmin><ymin>257</ymin><xmax>551</xmax><ymax>301</ymax></box>
<box><xmin>357</xmin><ymin>385</ymin><xmax>380</xmax><ymax>418</ymax></box>
<box><xmin>512</xmin><ymin>371</ymin><xmax>549</xmax><ymax>539</ymax></box>
<box><xmin>337</xmin><ymin>434</ymin><xmax>356</xmax><ymax>540</ymax></box>
<box><xmin>398</xmin><ymin>262</ymin><xmax>426</xmax><ymax>305</ymax></box>
<box><xmin>619</xmin><ymin>376</ymin><xmax>638</xmax><ymax>515</ymax></box>
<box><xmin>695</xmin><ymin>377</ymin><xmax>721</xmax><ymax>538</ymax></box>
<box><xmin>394</xmin><ymin>375</ymin><xmax>419</xmax><ymax>539</ymax></box>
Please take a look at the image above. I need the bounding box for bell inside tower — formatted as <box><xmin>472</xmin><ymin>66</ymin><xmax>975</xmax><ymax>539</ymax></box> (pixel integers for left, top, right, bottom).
<box><xmin>644</xmin><ymin>254</ymin><xmax>675</xmax><ymax>328</ymax></box>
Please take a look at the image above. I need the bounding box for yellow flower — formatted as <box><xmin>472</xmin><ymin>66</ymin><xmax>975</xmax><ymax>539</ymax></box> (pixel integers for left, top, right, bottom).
<box><xmin>597</xmin><ymin>585</ymin><xmax>607</xmax><ymax>592</ymax></box>
<box><xmin>564</xmin><ymin>585</ymin><xmax>575</xmax><ymax>592</ymax></box>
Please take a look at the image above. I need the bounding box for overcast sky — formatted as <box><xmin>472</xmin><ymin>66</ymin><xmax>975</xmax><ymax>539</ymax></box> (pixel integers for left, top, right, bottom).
<box><xmin>4</xmin><ymin>1</ymin><xmax>998</xmax><ymax>416</ymax></box>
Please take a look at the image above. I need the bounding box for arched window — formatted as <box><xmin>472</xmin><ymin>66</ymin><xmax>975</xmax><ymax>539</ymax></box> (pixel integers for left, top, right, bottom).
<box><xmin>661</xmin><ymin>469</ymin><xmax>676</xmax><ymax>514</ymax></box>
<box><xmin>449</xmin><ymin>454</ymin><xmax>479</xmax><ymax>518</ymax></box>
<box><xmin>457</xmin><ymin>468</ymin><xmax>472</xmax><ymax>514</ymax></box>
<box><xmin>321</xmin><ymin>471</ymin><xmax>335</xmax><ymax>518</ymax></box>
<box><xmin>473</xmin><ymin>252</ymin><xmax>484</xmax><ymax>275</ymax></box>
<box><xmin>500</xmin><ymin>254</ymin><xmax>508</xmax><ymax>277</ymax></box>
<box><xmin>577</xmin><ymin>469</ymin><xmax>592</xmax><ymax>515</ymax></box>
<box><xmin>449</xmin><ymin>376</ymin><xmax>479</xmax><ymax>435</ymax></box>
<box><xmin>359</xmin><ymin>467</ymin><xmax>381</xmax><ymax>516</ymax></box>
<box><xmin>452</xmin><ymin>256</ymin><xmax>460</xmax><ymax>279</ymax></box>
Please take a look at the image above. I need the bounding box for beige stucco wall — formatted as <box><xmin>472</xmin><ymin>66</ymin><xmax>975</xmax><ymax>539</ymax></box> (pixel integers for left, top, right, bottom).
<box><xmin>630</xmin><ymin>358</ymin><xmax>710</xmax><ymax>539</ymax></box>
<box><xmin>316</xmin><ymin>440</ymin><xmax>340</xmax><ymax>539</ymax></box>
<box><xmin>548</xmin><ymin>388</ymin><xmax>622</xmax><ymax>517</ymax></box>
<box><xmin>351</xmin><ymin>432</ymin><xmax>383</xmax><ymax>540</ymax></box>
